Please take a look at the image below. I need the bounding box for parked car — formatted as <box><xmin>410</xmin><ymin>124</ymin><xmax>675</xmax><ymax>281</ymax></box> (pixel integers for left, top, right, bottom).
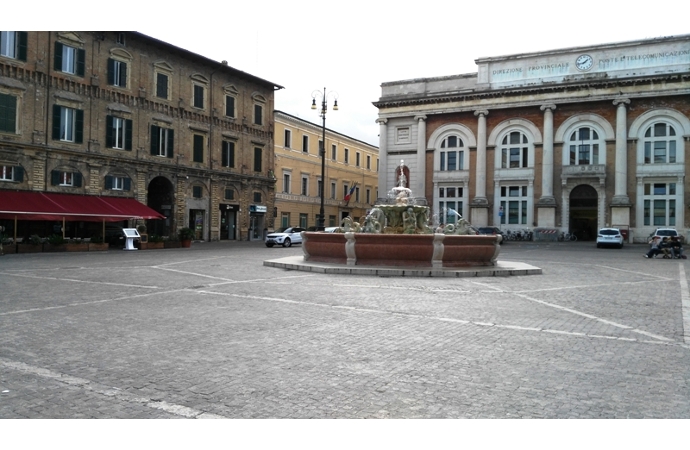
<box><xmin>596</xmin><ymin>228</ymin><xmax>624</xmax><ymax>249</ymax></box>
<box><xmin>476</xmin><ymin>226</ymin><xmax>504</xmax><ymax>244</ymax></box>
<box><xmin>324</xmin><ymin>227</ymin><xmax>339</xmax><ymax>233</ymax></box>
<box><xmin>265</xmin><ymin>227</ymin><xmax>306</xmax><ymax>247</ymax></box>
<box><xmin>648</xmin><ymin>228</ymin><xmax>683</xmax><ymax>245</ymax></box>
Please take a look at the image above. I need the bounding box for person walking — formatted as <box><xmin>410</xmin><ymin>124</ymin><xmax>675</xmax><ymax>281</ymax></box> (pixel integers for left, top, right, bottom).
<box><xmin>645</xmin><ymin>236</ymin><xmax>662</xmax><ymax>258</ymax></box>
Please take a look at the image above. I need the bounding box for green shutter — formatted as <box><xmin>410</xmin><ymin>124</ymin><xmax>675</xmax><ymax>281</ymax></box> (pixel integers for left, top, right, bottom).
<box><xmin>222</xmin><ymin>141</ymin><xmax>228</xmax><ymax>167</ymax></box>
<box><xmin>123</xmin><ymin>178</ymin><xmax>131</xmax><ymax>191</ymax></box>
<box><xmin>125</xmin><ymin>119</ymin><xmax>133</xmax><ymax>150</ymax></box>
<box><xmin>150</xmin><ymin>125</ymin><xmax>159</xmax><ymax>155</ymax></box>
<box><xmin>193</xmin><ymin>135</ymin><xmax>204</xmax><ymax>162</ymax></box>
<box><xmin>107</xmin><ymin>59</ymin><xmax>115</xmax><ymax>85</ymax></box>
<box><xmin>76</xmin><ymin>48</ymin><xmax>85</xmax><ymax>77</ymax></box>
<box><xmin>75</xmin><ymin>109</ymin><xmax>84</xmax><ymax>143</ymax></box>
<box><xmin>105</xmin><ymin>175</ymin><xmax>113</xmax><ymax>190</ymax></box>
<box><xmin>73</xmin><ymin>172</ymin><xmax>82</xmax><ymax>188</ymax></box>
<box><xmin>167</xmin><ymin>129</ymin><xmax>174</xmax><ymax>158</ymax></box>
<box><xmin>52</xmin><ymin>105</ymin><xmax>61</xmax><ymax>140</ymax></box>
<box><xmin>229</xmin><ymin>142</ymin><xmax>235</xmax><ymax>167</ymax></box>
<box><xmin>54</xmin><ymin>42</ymin><xmax>63</xmax><ymax>71</ymax></box>
<box><xmin>14</xmin><ymin>166</ymin><xmax>23</xmax><ymax>182</ymax></box>
<box><xmin>17</xmin><ymin>32</ymin><xmax>28</xmax><ymax>61</ymax></box>
<box><xmin>254</xmin><ymin>147</ymin><xmax>262</xmax><ymax>172</ymax></box>
<box><xmin>51</xmin><ymin>170</ymin><xmax>60</xmax><ymax>185</ymax></box>
<box><xmin>119</xmin><ymin>62</ymin><xmax>127</xmax><ymax>87</ymax></box>
<box><xmin>105</xmin><ymin>115</ymin><xmax>114</xmax><ymax>147</ymax></box>
<box><xmin>0</xmin><ymin>93</ymin><xmax>17</xmax><ymax>133</ymax></box>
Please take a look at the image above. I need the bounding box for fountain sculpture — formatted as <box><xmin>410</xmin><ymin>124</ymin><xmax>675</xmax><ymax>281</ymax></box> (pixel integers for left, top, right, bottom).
<box><xmin>301</xmin><ymin>160</ymin><xmax>501</xmax><ymax>268</ymax></box>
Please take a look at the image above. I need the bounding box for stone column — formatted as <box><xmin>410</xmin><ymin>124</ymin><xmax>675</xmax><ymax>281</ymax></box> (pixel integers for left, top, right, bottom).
<box><xmin>376</xmin><ymin>118</ymin><xmax>388</xmax><ymax>202</ymax></box>
<box><xmin>414</xmin><ymin>115</ymin><xmax>427</xmax><ymax>203</ymax></box>
<box><xmin>470</xmin><ymin>110</ymin><xmax>489</xmax><ymax>226</ymax></box>
<box><xmin>536</xmin><ymin>104</ymin><xmax>557</xmax><ymax>227</ymax></box>
<box><xmin>611</xmin><ymin>98</ymin><xmax>631</xmax><ymax>229</ymax></box>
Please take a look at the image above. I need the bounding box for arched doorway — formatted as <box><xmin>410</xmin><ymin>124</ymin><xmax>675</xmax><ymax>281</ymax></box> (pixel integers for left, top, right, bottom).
<box><xmin>147</xmin><ymin>176</ymin><xmax>174</xmax><ymax>236</ymax></box>
<box><xmin>569</xmin><ymin>184</ymin><xmax>598</xmax><ymax>241</ymax></box>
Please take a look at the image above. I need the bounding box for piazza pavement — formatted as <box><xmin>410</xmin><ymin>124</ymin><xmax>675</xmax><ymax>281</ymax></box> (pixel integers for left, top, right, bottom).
<box><xmin>0</xmin><ymin>239</ymin><xmax>688</xmax><ymax>419</ymax></box>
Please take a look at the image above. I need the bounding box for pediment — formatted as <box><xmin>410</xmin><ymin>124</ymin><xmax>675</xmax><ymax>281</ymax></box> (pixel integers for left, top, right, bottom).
<box><xmin>109</xmin><ymin>48</ymin><xmax>133</xmax><ymax>60</ymax></box>
<box><xmin>57</xmin><ymin>32</ymin><xmax>84</xmax><ymax>45</ymax></box>
<box><xmin>153</xmin><ymin>61</ymin><xmax>174</xmax><ymax>73</ymax></box>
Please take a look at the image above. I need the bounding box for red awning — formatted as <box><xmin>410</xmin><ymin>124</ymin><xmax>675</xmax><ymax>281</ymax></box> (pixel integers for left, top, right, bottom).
<box><xmin>0</xmin><ymin>190</ymin><xmax>166</xmax><ymax>222</ymax></box>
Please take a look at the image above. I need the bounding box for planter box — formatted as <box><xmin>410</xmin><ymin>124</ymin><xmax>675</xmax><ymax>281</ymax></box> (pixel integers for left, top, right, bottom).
<box><xmin>44</xmin><ymin>244</ymin><xmax>67</xmax><ymax>252</ymax></box>
<box><xmin>17</xmin><ymin>244</ymin><xmax>43</xmax><ymax>253</ymax></box>
<box><xmin>164</xmin><ymin>241</ymin><xmax>181</xmax><ymax>249</ymax></box>
<box><xmin>142</xmin><ymin>242</ymin><xmax>164</xmax><ymax>250</ymax></box>
<box><xmin>88</xmin><ymin>243</ymin><xmax>109</xmax><ymax>252</ymax></box>
<box><xmin>65</xmin><ymin>243</ymin><xmax>89</xmax><ymax>252</ymax></box>
<box><xmin>181</xmin><ymin>239</ymin><xmax>192</xmax><ymax>248</ymax></box>
<box><xmin>1</xmin><ymin>243</ymin><xmax>18</xmax><ymax>254</ymax></box>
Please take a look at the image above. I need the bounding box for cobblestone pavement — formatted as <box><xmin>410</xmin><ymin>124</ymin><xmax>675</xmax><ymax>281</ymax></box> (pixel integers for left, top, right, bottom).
<box><xmin>1</xmin><ymin>240</ymin><xmax>688</xmax><ymax>419</ymax></box>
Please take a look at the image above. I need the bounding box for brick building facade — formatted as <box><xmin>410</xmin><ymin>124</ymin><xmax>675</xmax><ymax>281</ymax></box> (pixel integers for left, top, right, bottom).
<box><xmin>0</xmin><ymin>31</ymin><xmax>281</xmax><ymax>241</ymax></box>
<box><xmin>374</xmin><ymin>34</ymin><xmax>690</xmax><ymax>242</ymax></box>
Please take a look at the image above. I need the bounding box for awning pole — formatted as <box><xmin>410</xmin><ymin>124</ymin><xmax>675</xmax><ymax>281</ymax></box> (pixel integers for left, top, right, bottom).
<box><xmin>14</xmin><ymin>216</ymin><xmax>17</xmax><ymax>241</ymax></box>
<box><xmin>102</xmin><ymin>220</ymin><xmax>105</xmax><ymax>240</ymax></box>
<box><xmin>62</xmin><ymin>217</ymin><xmax>66</xmax><ymax>239</ymax></box>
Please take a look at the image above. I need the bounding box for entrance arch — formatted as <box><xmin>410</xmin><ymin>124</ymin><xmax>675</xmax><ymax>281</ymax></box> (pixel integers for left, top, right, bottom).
<box><xmin>147</xmin><ymin>176</ymin><xmax>174</xmax><ymax>236</ymax></box>
<box><xmin>569</xmin><ymin>184</ymin><xmax>598</xmax><ymax>241</ymax></box>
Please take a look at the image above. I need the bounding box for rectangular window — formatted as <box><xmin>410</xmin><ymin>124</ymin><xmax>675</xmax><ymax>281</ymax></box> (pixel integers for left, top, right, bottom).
<box><xmin>499</xmin><ymin>185</ymin><xmax>528</xmax><ymax>225</ymax></box>
<box><xmin>0</xmin><ymin>31</ymin><xmax>27</xmax><ymax>61</ymax></box>
<box><xmin>302</xmin><ymin>135</ymin><xmax>309</xmax><ymax>153</ymax></box>
<box><xmin>299</xmin><ymin>213</ymin><xmax>308</xmax><ymax>228</ymax></box>
<box><xmin>193</xmin><ymin>84</ymin><xmax>204</xmax><ymax>109</ymax></box>
<box><xmin>344</xmin><ymin>148</ymin><xmax>349</xmax><ymax>164</ymax></box>
<box><xmin>331</xmin><ymin>144</ymin><xmax>337</xmax><ymax>161</ymax></box>
<box><xmin>254</xmin><ymin>104</ymin><xmax>263</xmax><ymax>125</ymax></box>
<box><xmin>54</xmin><ymin>42</ymin><xmax>85</xmax><ymax>76</ymax></box>
<box><xmin>225</xmin><ymin>96</ymin><xmax>235</xmax><ymax>117</ymax></box>
<box><xmin>253</xmin><ymin>147</ymin><xmax>262</xmax><ymax>172</ymax></box>
<box><xmin>0</xmin><ymin>93</ymin><xmax>17</xmax><ymax>133</ymax></box>
<box><xmin>284</xmin><ymin>129</ymin><xmax>291</xmax><ymax>148</ymax></box>
<box><xmin>156</xmin><ymin>73</ymin><xmax>169</xmax><ymax>99</ymax></box>
<box><xmin>224</xmin><ymin>189</ymin><xmax>234</xmax><ymax>200</ymax></box>
<box><xmin>150</xmin><ymin>125</ymin><xmax>174</xmax><ymax>158</ymax></box>
<box><xmin>1</xmin><ymin>165</ymin><xmax>15</xmax><ymax>181</ymax></box>
<box><xmin>106</xmin><ymin>116</ymin><xmax>132</xmax><ymax>150</ymax></box>
<box><xmin>343</xmin><ymin>184</ymin><xmax>349</xmax><ymax>199</ymax></box>
<box><xmin>253</xmin><ymin>192</ymin><xmax>262</xmax><ymax>203</ymax></box>
<box><xmin>328</xmin><ymin>215</ymin><xmax>336</xmax><ymax>227</ymax></box>
<box><xmin>367</xmin><ymin>155</ymin><xmax>371</xmax><ymax>170</ymax></box>
<box><xmin>192</xmin><ymin>186</ymin><xmax>202</xmax><ymax>198</ymax></box>
<box><xmin>330</xmin><ymin>182</ymin><xmax>336</xmax><ymax>199</ymax></box>
<box><xmin>356</xmin><ymin>152</ymin><xmax>361</xmax><ymax>167</ymax></box>
<box><xmin>643</xmin><ymin>182</ymin><xmax>677</xmax><ymax>227</ymax></box>
<box><xmin>221</xmin><ymin>141</ymin><xmax>235</xmax><ymax>167</ymax></box>
<box><xmin>107</xmin><ymin>58</ymin><xmax>127</xmax><ymax>87</ymax></box>
<box><xmin>366</xmin><ymin>188</ymin><xmax>371</xmax><ymax>204</ymax></box>
<box><xmin>317</xmin><ymin>179</ymin><xmax>323</xmax><ymax>199</ymax></box>
<box><xmin>193</xmin><ymin>134</ymin><xmax>204</xmax><ymax>163</ymax></box>
<box><xmin>355</xmin><ymin>187</ymin><xmax>360</xmax><ymax>202</ymax></box>
<box><xmin>283</xmin><ymin>173</ymin><xmax>291</xmax><ymax>193</ymax></box>
<box><xmin>301</xmin><ymin>176</ymin><xmax>308</xmax><ymax>196</ymax></box>
<box><xmin>52</xmin><ymin>105</ymin><xmax>83</xmax><ymax>143</ymax></box>
<box><xmin>105</xmin><ymin>175</ymin><xmax>131</xmax><ymax>191</ymax></box>
<box><xmin>281</xmin><ymin>213</ymin><xmax>290</xmax><ymax>228</ymax></box>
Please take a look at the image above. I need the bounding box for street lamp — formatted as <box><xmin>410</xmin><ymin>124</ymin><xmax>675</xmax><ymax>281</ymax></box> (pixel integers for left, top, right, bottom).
<box><xmin>311</xmin><ymin>87</ymin><xmax>338</xmax><ymax>231</ymax></box>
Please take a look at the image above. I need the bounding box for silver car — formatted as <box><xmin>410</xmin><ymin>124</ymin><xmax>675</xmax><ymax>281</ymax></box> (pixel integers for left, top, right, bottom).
<box><xmin>596</xmin><ymin>228</ymin><xmax>624</xmax><ymax>249</ymax></box>
<box><xmin>265</xmin><ymin>227</ymin><xmax>305</xmax><ymax>248</ymax></box>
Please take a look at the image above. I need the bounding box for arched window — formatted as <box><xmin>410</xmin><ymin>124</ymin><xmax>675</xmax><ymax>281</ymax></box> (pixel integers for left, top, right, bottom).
<box><xmin>643</xmin><ymin>122</ymin><xmax>677</xmax><ymax>164</ymax></box>
<box><xmin>566</xmin><ymin>126</ymin><xmax>601</xmax><ymax>165</ymax></box>
<box><xmin>439</xmin><ymin>135</ymin><xmax>465</xmax><ymax>171</ymax></box>
<box><xmin>499</xmin><ymin>131</ymin><xmax>529</xmax><ymax>169</ymax></box>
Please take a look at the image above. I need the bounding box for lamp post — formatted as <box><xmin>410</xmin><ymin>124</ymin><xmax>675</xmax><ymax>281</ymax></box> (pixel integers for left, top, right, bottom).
<box><xmin>311</xmin><ymin>87</ymin><xmax>338</xmax><ymax>231</ymax></box>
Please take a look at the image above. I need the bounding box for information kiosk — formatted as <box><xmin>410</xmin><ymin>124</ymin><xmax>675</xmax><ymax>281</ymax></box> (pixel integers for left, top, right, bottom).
<box><xmin>122</xmin><ymin>228</ymin><xmax>140</xmax><ymax>251</ymax></box>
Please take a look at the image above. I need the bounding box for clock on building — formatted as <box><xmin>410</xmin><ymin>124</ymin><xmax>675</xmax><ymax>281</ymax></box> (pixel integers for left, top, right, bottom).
<box><xmin>576</xmin><ymin>54</ymin><xmax>594</xmax><ymax>71</ymax></box>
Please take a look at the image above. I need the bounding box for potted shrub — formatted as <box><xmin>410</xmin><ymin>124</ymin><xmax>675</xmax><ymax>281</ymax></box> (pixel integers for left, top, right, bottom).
<box><xmin>45</xmin><ymin>234</ymin><xmax>67</xmax><ymax>252</ymax></box>
<box><xmin>144</xmin><ymin>234</ymin><xmax>164</xmax><ymax>250</ymax></box>
<box><xmin>178</xmin><ymin>227</ymin><xmax>194</xmax><ymax>248</ymax></box>
<box><xmin>88</xmin><ymin>235</ymin><xmax>108</xmax><ymax>252</ymax></box>
<box><xmin>65</xmin><ymin>237</ymin><xmax>88</xmax><ymax>252</ymax></box>
<box><xmin>164</xmin><ymin>235</ymin><xmax>181</xmax><ymax>249</ymax></box>
<box><xmin>1</xmin><ymin>231</ymin><xmax>16</xmax><ymax>255</ymax></box>
<box><xmin>18</xmin><ymin>235</ymin><xmax>44</xmax><ymax>253</ymax></box>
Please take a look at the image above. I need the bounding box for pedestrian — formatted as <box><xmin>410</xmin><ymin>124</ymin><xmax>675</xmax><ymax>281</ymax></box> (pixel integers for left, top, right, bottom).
<box><xmin>660</xmin><ymin>237</ymin><xmax>672</xmax><ymax>259</ymax></box>
<box><xmin>670</xmin><ymin>237</ymin><xmax>685</xmax><ymax>259</ymax></box>
<box><xmin>644</xmin><ymin>236</ymin><xmax>661</xmax><ymax>258</ymax></box>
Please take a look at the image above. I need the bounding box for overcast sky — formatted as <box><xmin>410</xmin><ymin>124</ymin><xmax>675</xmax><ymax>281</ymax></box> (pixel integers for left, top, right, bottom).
<box><xmin>20</xmin><ymin>1</ymin><xmax>690</xmax><ymax>146</ymax></box>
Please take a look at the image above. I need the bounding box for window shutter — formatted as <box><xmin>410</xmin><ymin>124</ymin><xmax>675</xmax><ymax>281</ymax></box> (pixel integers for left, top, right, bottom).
<box><xmin>105</xmin><ymin>175</ymin><xmax>113</xmax><ymax>190</ymax></box>
<box><xmin>75</xmin><ymin>109</ymin><xmax>84</xmax><ymax>143</ymax></box>
<box><xmin>119</xmin><ymin>62</ymin><xmax>127</xmax><ymax>87</ymax></box>
<box><xmin>222</xmin><ymin>141</ymin><xmax>228</xmax><ymax>167</ymax></box>
<box><xmin>54</xmin><ymin>42</ymin><xmax>63</xmax><ymax>71</ymax></box>
<box><xmin>193</xmin><ymin>135</ymin><xmax>204</xmax><ymax>162</ymax></box>
<box><xmin>52</xmin><ymin>105</ymin><xmax>61</xmax><ymax>140</ymax></box>
<box><xmin>14</xmin><ymin>165</ymin><xmax>23</xmax><ymax>182</ymax></box>
<box><xmin>254</xmin><ymin>147</ymin><xmax>262</xmax><ymax>172</ymax></box>
<box><xmin>166</xmin><ymin>129</ymin><xmax>174</xmax><ymax>158</ymax></box>
<box><xmin>107</xmin><ymin>59</ymin><xmax>115</xmax><ymax>85</ymax></box>
<box><xmin>73</xmin><ymin>172</ymin><xmax>82</xmax><ymax>188</ymax></box>
<box><xmin>0</xmin><ymin>93</ymin><xmax>17</xmax><ymax>133</ymax></box>
<box><xmin>17</xmin><ymin>32</ymin><xmax>28</xmax><ymax>61</ymax></box>
<box><xmin>123</xmin><ymin>178</ymin><xmax>131</xmax><ymax>191</ymax></box>
<box><xmin>226</xmin><ymin>96</ymin><xmax>234</xmax><ymax>117</ymax></box>
<box><xmin>150</xmin><ymin>125</ymin><xmax>159</xmax><ymax>155</ymax></box>
<box><xmin>229</xmin><ymin>142</ymin><xmax>235</xmax><ymax>167</ymax></box>
<box><xmin>105</xmin><ymin>115</ymin><xmax>114</xmax><ymax>147</ymax></box>
<box><xmin>76</xmin><ymin>48</ymin><xmax>86</xmax><ymax>77</ymax></box>
<box><xmin>125</xmin><ymin>119</ymin><xmax>133</xmax><ymax>150</ymax></box>
<box><xmin>51</xmin><ymin>170</ymin><xmax>60</xmax><ymax>185</ymax></box>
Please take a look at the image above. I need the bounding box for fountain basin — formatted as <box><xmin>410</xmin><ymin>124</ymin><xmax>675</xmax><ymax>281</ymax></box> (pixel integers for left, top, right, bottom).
<box><xmin>301</xmin><ymin>232</ymin><xmax>500</xmax><ymax>268</ymax></box>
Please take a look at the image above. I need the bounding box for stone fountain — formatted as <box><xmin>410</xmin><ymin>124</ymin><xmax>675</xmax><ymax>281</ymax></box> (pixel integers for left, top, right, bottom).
<box><xmin>300</xmin><ymin>161</ymin><xmax>501</xmax><ymax>268</ymax></box>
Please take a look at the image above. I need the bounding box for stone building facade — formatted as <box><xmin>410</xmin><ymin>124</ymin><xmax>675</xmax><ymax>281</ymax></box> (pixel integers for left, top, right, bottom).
<box><xmin>374</xmin><ymin>34</ymin><xmax>690</xmax><ymax>242</ymax></box>
<box><xmin>273</xmin><ymin>110</ymin><xmax>379</xmax><ymax>229</ymax></box>
<box><xmin>0</xmin><ymin>31</ymin><xmax>281</xmax><ymax>241</ymax></box>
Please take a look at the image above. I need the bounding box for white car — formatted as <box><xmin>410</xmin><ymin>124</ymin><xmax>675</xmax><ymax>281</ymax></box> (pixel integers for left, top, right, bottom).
<box><xmin>265</xmin><ymin>227</ymin><xmax>305</xmax><ymax>247</ymax></box>
<box><xmin>596</xmin><ymin>228</ymin><xmax>624</xmax><ymax>249</ymax></box>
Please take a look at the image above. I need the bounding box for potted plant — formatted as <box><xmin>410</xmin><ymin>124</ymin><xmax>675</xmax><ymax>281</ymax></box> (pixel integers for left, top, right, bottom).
<box><xmin>0</xmin><ymin>231</ymin><xmax>16</xmax><ymax>255</ymax></box>
<box><xmin>65</xmin><ymin>237</ymin><xmax>89</xmax><ymax>252</ymax></box>
<box><xmin>164</xmin><ymin>234</ymin><xmax>181</xmax><ymax>249</ymax></box>
<box><xmin>18</xmin><ymin>235</ymin><xmax>44</xmax><ymax>253</ymax></box>
<box><xmin>88</xmin><ymin>235</ymin><xmax>108</xmax><ymax>252</ymax></box>
<box><xmin>178</xmin><ymin>227</ymin><xmax>195</xmax><ymax>248</ymax></box>
<box><xmin>45</xmin><ymin>234</ymin><xmax>67</xmax><ymax>252</ymax></box>
<box><xmin>144</xmin><ymin>234</ymin><xmax>164</xmax><ymax>250</ymax></box>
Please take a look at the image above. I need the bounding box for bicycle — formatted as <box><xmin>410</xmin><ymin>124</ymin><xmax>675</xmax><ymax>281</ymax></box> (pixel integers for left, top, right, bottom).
<box><xmin>559</xmin><ymin>232</ymin><xmax>577</xmax><ymax>242</ymax></box>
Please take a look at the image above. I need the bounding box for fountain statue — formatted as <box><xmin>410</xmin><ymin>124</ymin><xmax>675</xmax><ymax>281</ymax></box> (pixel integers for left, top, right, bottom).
<box><xmin>301</xmin><ymin>160</ymin><xmax>500</xmax><ymax>267</ymax></box>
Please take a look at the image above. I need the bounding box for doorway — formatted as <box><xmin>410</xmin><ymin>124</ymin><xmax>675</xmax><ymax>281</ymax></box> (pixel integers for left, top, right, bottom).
<box><xmin>189</xmin><ymin>209</ymin><xmax>205</xmax><ymax>240</ymax></box>
<box><xmin>219</xmin><ymin>204</ymin><xmax>237</xmax><ymax>240</ymax></box>
<box><xmin>147</xmin><ymin>176</ymin><xmax>174</xmax><ymax>236</ymax></box>
<box><xmin>569</xmin><ymin>184</ymin><xmax>598</xmax><ymax>241</ymax></box>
